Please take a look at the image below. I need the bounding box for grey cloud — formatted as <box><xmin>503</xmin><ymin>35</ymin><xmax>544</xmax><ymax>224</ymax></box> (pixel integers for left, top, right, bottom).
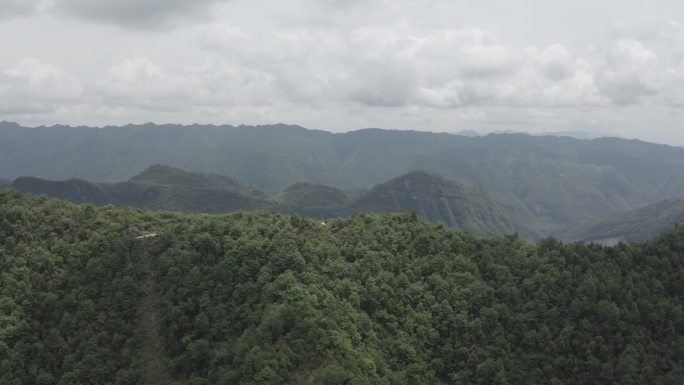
<box><xmin>4</xmin><ymin>1</ymin><xmax>684</xmax><ymax>145</ymax></box>
<box><xmin>195</xmin><ymin>24</ymin><xmax>611</xmax><ymax>110</ymax></box>
<box><xmin>346</xmin><ymin>60</ymin><xmax>418</xmax><ymax>107</ymax></box>
<box><xmin>341</xmin><ymin>28</ymin><xmax>603</xmax><ymax>108</ymax></box>
<box><xmin>539</xmin><ymin>44</ymin><xmax>574</xmax><ymax>80</ymax></box>
<box><xmin>0</xmin><ymin>0</ymin><xmax>44</xmax><ymax>19</ymax></box>
<box><xmin>663</xmin><ymin>61</ymin><xmax>684</xmax><ymax>108</ymax></box>
<box><xmin>53</xmin><ymin>0</ymin><xmax>230</xmax><ymax>28</ymax></box>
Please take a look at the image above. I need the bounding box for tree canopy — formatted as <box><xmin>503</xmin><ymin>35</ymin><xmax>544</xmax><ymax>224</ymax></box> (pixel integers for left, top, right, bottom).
<box><xmin>1</xmin><ymin>189</ymin><xmax>683</xmax><ymax>384</ymax></box>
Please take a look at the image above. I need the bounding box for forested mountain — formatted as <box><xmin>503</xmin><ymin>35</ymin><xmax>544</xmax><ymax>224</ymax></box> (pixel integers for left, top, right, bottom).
<box><xmin>352</xmin><ymin>172</ymin><xmax>542</xmax><ymax>238</ymax></box>
<box><xmin>11</xmin><ymin>167</ymin><xmax>274</xmax><ymax>213</ymax></box>
<box><xmin>563</xmin><ymin>199</ymin><xmax>684</xmax><ymax>244</ymax></box>
<box><xmin>10</xmin><ymin>166</ymin><xmax>541</xmax><ymax>239</ymax></box>
<box><xmin>278</xmin><ymin>182</ymin><xmax>358</xmax><ymax>218</ymax></box>
<box><xmin>2</xmin><ymin>190</ymin><xmax>684</xmax><ymax>385</ymax></box>
<box><xmin>3</xmin><ymin>122</ymin><xmax>684</xmax><ymax>231</ymax></box>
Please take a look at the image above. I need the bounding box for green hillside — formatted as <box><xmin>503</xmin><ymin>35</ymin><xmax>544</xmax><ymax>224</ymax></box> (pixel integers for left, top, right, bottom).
<box><xmin>277</xmin><ymin>183</ymin><xmax>354</xmax><ymax>218</ymax></box>
<box><xmin>562</xmin><ymin>199</ymin><xmax>684</xmax><ymax>244</ymax></box>
<box><xmin>281</xmin><ymin>183</ymin><xmax>352</xmax><ymax>208</ymax></box>
<box><xmin>129</xmin><ymin>164</ymin><xmax>240</xmax><ymax>189</ymax></box>
<box><xmin>12</xmin><ymin>167</ymin><xmax>539</xmax><ymax>239</ymax></box>
<box><xmin>12</xmin><ymin>176</ymin><xmax>114</xmax><ymax>205</ymax></box>
<box><xmin>12</xmin><ymin>166</ymin><xmax>273</xmax><ymax>213</ymax></box>
<box><xmin>4</xmin><ymin>122</ymin><xmax>684</xmax><ymax>230</ymax></box>
<box><xmin>353</xmin><ymin>171</ymin><xmax>542</xmax><ymax>238</ymax></box>
<box><xmin>2</xmin><ymin>190</ymin><xmax>684</xmax><ymax>384</ymax></box>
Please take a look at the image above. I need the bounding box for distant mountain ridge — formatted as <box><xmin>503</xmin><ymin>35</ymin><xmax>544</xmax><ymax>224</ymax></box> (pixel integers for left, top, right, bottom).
<box><xmin>3</xmin><ymin>121</ymin><xmax>684</xmax><ymax>231</ymax></box>
<box><xmin>562</xmin><ymin>199</ymin><xmax>684</xmax><ymax>244</ymax></box>
<box><xmin>129</xmin><ymin>164</ymin><xmax>240</xmax><ymax>189</ymax></box>
<box><xmin>17</xmin><ymin>165</ymin><xmax>684</xmax><ymax>243</ymax></box>
<box><xmin>12</xmin><ymin>166</ymin><xmax>272</xmax><ymax>213</ymax></box>
<box><xmin>9</xmin><ymin>165</ymin><xmax>541</xmax><ymax>239</ymax></box>
<box><xmin>353</xmin><ymin>171</ymin><xmax>541</xmax><ymax>237</ymax></box>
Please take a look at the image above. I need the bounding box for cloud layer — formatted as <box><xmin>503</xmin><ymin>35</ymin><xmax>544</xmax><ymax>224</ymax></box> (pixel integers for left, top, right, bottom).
<box><xmin>1</xmin><ymin>0</ymin><xmax>684</xmax><ymax>145</ymax></box>
<box><xmin>53</xmin><ymin>0</ymin><xmax>231</xmax><ymax>28</ymax></box>
<box><xmin>0</xmin><ymin>0</ymin><xmax>47</xmax><ymax>19</ymax></box>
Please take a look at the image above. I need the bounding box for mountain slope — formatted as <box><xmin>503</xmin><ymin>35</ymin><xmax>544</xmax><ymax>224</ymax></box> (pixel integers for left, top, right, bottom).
<box><xmin>12</xmin><ymin>176</ymin><xmax>114</xmax><ymax>205</ymax></box>
<box><xmin>129</xmin><ymin>164</ymin><xmax>240</xmax><ymax>189</ymax></box>
<box><xmin>562</xmin><ymin>199</ymin><xmax>684</xmax><ymax>244</ymax></box>
<box><xmin>12</xmin><ymin>166</ymin><xmax>272</xmax><ymax>213</ymax></box>
<box><xmin>277</xmin><ymin>182</ymin><xmax>354</xmax><ymax>218</ymax></box>
<box><xmin>353</xmin><ymin>171</ymin><xmax>542</xmax><ymax>238</ymax></box>
<box><xmin>2</xmin><ymin>190</ymin><xmax>684</xmax><ymax>385</ymax></box>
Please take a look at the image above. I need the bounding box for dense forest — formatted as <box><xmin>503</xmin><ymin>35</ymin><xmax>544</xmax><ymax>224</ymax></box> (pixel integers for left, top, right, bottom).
<box><xmin>2</xmin><ymin>189</ymin><xmax>683</xmax><ymax>384</ymax></box>
<box><xmin>4</xmin><ymin>122</ymin><xmax>684</xmax><ymax>232</ymax></box>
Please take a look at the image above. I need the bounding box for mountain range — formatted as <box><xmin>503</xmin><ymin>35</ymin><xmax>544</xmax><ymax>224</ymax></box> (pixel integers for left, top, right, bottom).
<box><xmin>15</xmin><ymin>163</ymin><xmax>684</xmax><ymax>243</ymax></box>
<box><xmin>3</xmin><ymin>121</ymin><xmax>684</xmax><ymax>238</ymax></box>
<box><xmin>10</xmin><ymin>165</ymin><xmax>543</xmax><ymax>239</ymax></box>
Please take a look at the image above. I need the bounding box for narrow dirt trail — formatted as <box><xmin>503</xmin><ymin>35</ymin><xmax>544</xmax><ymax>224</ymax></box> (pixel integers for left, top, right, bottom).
<box><xmin>136</xmin><ymin>245</ymin><xmax>171</xmax><ymax>385</ymax></box>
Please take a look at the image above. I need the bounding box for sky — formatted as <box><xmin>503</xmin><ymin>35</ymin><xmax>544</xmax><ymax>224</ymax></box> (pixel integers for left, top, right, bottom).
<box><xmin>1</xmin><ymin>0</ymin><xmax>684</xmax><ymax>145</ymax></box>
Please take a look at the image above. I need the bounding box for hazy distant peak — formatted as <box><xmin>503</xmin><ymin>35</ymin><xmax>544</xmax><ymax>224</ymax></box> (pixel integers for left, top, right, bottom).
<box><xmin>373</xmin><ymin>171</ymin><xmax>466</xmax><ymax>197</ymax></box>
<box><xmin>282</xmin><ymin>182</ymin><xmax>351</xmax><ymax>208</ymax></box>
<box><xmin>129</xmin><ymin>164</ymin><xmax>238</xmax><ymax>189</ymax></box>
<box><xmin>0</xmin><ymin>121</ymin><xmax>22</xmax><ymax>129</ymax></box>
<box><xmin>451</xmin><ymin>130</ymin><xmax>482</xmax><ymax>137</ymax></box>
<box><xmin>530</xmin><ymin>130</ymin><xmax>623</xmax><ymax>140</ymax></box>
<box><xmin>381</xmin><ymin>171</ymin><xmax>464</xmax><ymax>191</ymax></box>
<box><xmin>284</xmin><ymin>182</ymin><xmax>339</xmax><ymax>192</ymax></box>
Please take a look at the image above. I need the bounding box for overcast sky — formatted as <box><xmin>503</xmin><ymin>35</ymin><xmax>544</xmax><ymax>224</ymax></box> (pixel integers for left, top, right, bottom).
<box><xmin>1</xmin><ymin>0</ymin><xmax>684</xmax><ymax>145</ymax></box>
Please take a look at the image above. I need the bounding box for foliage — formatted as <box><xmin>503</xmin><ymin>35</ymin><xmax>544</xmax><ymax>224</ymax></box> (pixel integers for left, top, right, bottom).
<box><xmin>0</xmin><ymin>190</ymin><xmax>165</xmax><ymax>384</ymax></box>
<box><xmin>1</xmin><ymin>190</ymin><xmax>684</xmax><ymax>384</ymax></box>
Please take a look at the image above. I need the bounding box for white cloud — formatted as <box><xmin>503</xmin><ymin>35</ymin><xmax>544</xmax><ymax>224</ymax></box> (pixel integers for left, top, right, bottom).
<box><xmin>97</xmin><ymin>57</ymin><xmax>274</xmax><ymax>110</ymax></box>
<box><xmin>99</xmin><ymin>57</ymin><xmax>186</xmax><ymax>106</ymax></box>
<box><xmin>0</xmin><ymin>59</ymin><xmax>84</xmax><ymax>114</ymax></box>
<box><xmin>599</xmin><ymin>40</ymin><xmax>662</xmax><ymax>105</ymax></box>
<box><xmin>193</xmin><ymin>23</ymin><xmax>608</xmax><ymax>110</ymax></box>
<box><xmin>495</xmin><ymin>46</ymin><xmax>606</xmax><ymax>108</ymax></box>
